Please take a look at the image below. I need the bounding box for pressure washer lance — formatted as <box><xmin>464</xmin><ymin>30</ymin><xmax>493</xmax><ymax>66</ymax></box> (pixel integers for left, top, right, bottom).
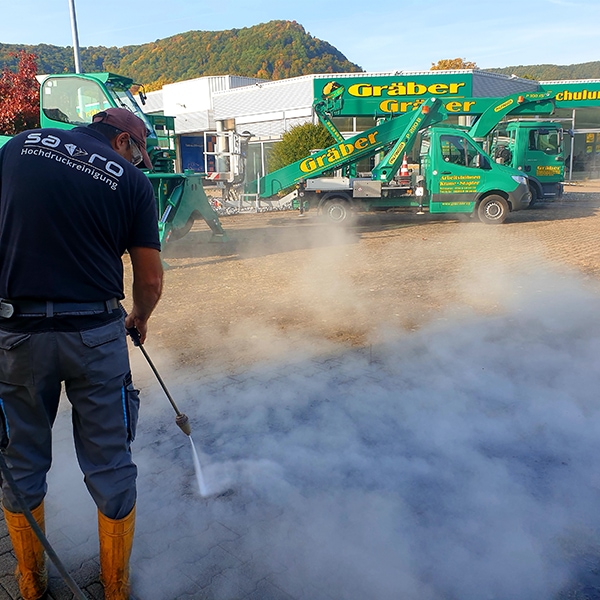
<box><xmin>125</xmin><ymin>325</ymin><xmax>192</xmax><ymax>436</ymax></box>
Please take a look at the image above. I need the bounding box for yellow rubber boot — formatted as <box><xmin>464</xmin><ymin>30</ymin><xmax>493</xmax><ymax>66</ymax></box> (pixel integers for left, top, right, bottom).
<box><xmin>3</xmin><ymin>501</ymin><xmax>48</xmax><ymax>600</ymax></box>
<box><xmin>98</xmin><ymin>505</ymin><xmax>135</xmax><ymax>600</ymax></box>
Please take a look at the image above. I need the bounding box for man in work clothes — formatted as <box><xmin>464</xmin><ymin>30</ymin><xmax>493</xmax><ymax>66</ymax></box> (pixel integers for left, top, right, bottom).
<box><xmin>0</xmin><ymin>108</ymin><xmax>163</xmax><ymax>600</ymax></box>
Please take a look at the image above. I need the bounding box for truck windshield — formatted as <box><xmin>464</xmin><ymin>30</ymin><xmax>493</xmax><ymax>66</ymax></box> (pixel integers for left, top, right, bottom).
<box><xmin>41</xmin><ymin>76</ymin><xmax>113</xmax><ymax>125</ymax></box>
<box><xmin>528</xmin><ymin>129</ymin><xmax>561</xmax><ymax>155</ymax></box>
<box><xmin>106</xmin><ymin>83</ymin><xmax>155</xmax><ymax>137</ymax></box>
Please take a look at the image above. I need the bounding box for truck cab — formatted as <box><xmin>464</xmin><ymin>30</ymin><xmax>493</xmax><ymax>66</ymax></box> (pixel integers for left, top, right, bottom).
<box><xmin>491</xmin><ymin>121</ymin><xmax>564</xmax><ymax>202</ymax></box>
<box><xmin>37</xmin><ymin>73</ymin><xmax>160</xmax><ymax>152</ymax></box>
<box><xmin>421</xmin><ymin>127</ymin><xmax>531</xmax><ymax>223</ymax></box>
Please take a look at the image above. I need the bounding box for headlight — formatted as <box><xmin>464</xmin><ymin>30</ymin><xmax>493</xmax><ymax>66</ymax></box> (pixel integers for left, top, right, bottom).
<box><xmin>512</xmin><ymin>175</ymin><xmax>527</xmax><ymax>185</ymax></box>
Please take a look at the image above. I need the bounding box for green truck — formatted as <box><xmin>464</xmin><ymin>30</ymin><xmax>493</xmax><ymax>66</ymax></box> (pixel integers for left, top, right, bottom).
<box><xmin>309</xmin><ymin>76</ymin><xmax>600</xmax><ymax>203</ymax></box>
<box><xmin>317</xmin><ymin>82</ymin><xmax>564</xmax><ymax>204</ymax></box>
<box><xmin>464</xmin><ymin>92</ymin><xmax>564</xmax><ymax>202</ymax></box>
<box><xmin>1</xmin><ymin>72</ymin><xmax>226</xmax><ymax>245</ymax></box>
<box><xmin>489</xmin><ymin>120</ymin><xmax>564</xmax><ymax>202</ymax></box>
<box><xmin>251</xmin><ymin>97</ymin><xmax>531</xmax><ymax>224</ymax></box>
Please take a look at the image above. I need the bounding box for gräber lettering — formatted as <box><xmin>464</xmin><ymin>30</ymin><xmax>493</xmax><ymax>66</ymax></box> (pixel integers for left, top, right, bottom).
<box><xmin>347</xmin><ymin>81</ymin><xmax>466</xmax><ymax>98</ymax></box>
<box><xmin>299</xmin><ymin>131</ymin><xmax>380</xmax><ymax>174</ymax></box>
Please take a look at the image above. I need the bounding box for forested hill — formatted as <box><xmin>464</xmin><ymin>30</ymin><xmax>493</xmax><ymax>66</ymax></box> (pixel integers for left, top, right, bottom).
<box><xmin>0</xmin><ymin>20</ymin><xmax>362</xmax><ymax>89</ymax></box>
<box><xmin>3</xmin><ymin>20</ymin><xmax>599</xmax><ymax>89</ymax></box>
<box><xmin>488</xmin><ymin>62</ymin><xmax>600</xmax><ymax>81</ymax></box>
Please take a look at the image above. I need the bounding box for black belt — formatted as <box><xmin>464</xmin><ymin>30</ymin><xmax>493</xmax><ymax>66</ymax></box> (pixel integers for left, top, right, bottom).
<box><xmin>0</xmin><ymin>298</ymin><xmax>119</xmax><ymax>318</ymax></box>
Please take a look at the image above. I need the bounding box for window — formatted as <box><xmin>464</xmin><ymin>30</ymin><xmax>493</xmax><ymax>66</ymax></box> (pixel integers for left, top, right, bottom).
<box><xmin>528</xmin><ymin>129</ymin><xmax>561</xmax><ymax>155</ymax></box>
<box><xmin>440</xmin><ymin>134</ymin><xmax>481</xmax><ymax>167</ymax></box>
<box><xmin>41</xmin><ymin>76</ymin><xmax>154</xmax><ymax>140</ymax></box>
<box><xmin>331</xmin><ymin>116</ymin><xmax>354</xmax><ymax>133</ymax></box>
<box><xmin>42</xmin><ymin>77</ymin><xmax>113</xmax><ymax>125</ymax></box>
<box><xmin>105</xmin><ymin>82</ymin><xmax>153</xmax><ymax>133</ymax></box>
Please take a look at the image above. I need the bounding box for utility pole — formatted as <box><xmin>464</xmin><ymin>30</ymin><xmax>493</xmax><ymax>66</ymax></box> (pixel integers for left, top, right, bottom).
<box><xmin>68</xmin><ymin>0</ymin><xmax>82</xmax><ymax>73</ymax></box>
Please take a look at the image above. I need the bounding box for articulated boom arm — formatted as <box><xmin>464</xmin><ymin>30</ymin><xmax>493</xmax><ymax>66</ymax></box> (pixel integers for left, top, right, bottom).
<box><xmin>468</xmin><ymin>91</ymin><xmax>555</xmax><ymax>139</ymax></box>
<box><xmin>254</xmin><ymin>98</ymin><xmax>445</xmax><ymax>198</ymax></box>
<box><xmin>370</xmin><ymin>100</ymin><xmax>447</xmax><ymax>182</ymax></box>
<box><xmin>313</xmin><ymin>81</ymin><xmax>346</xmax><ymax>143</ymax></box>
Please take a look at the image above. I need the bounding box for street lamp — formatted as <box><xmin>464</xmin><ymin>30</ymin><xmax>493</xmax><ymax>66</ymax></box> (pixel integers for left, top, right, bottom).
<box><xmin>68</xmin><ymin>0</ymin><xmax>82</xmax><ymax>73</ymax></box>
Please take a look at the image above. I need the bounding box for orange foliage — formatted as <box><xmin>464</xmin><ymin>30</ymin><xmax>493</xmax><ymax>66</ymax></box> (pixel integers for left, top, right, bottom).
<box><xmin>0</xmin><ymin>51</ymin><xmax>40</xmax><ymax>135</ymax></box>
<box><xmin>430</xmin><ymin>58</ymin><xmax>478</xmax><ymax>71</ymax></box>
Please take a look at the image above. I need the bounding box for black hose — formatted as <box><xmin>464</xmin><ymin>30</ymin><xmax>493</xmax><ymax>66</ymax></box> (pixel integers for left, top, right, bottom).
<box><xmin>0</xmin><ymin>451</ymin><xmax>87</xmax><ymax>600</ymax></box>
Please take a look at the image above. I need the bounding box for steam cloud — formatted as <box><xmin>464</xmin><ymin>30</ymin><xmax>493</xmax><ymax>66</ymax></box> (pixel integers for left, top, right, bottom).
<box><xmin>46</xmin><ymin>265</ymin><xmax>600</xmax><ymax>599</ymax></box>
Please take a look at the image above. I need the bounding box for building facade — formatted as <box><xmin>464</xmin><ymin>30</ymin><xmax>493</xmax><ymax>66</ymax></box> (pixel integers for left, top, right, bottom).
<box><xmin>142</xmin><ymin>71</ymin><xmax>600</xmax><ymax>181</ymax></box>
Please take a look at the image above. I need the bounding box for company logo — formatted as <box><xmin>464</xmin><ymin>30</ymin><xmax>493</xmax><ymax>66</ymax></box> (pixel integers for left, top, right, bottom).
<box><xmin>346</xmin><ymin>81</ymin><xmax>467</xmax><ymax>98</ymax></box>
<box><xmin>299</xmin><ymin>131</ymin><xmax>380</xmax><ymax>174</ymax></box>
<box><xmin>64</xmin><ymin>143</ymin><xmax>88</xmax><ymax>157</ymax></box>
<box><xmin>536</xmin><ymin>165</ymin><xmax>562</xmax><ymax>176</ymax></box>
<box><xmin>22</xmin><ymin>132</ymin><xmax>124</xmax><ymax>190</ymax></box>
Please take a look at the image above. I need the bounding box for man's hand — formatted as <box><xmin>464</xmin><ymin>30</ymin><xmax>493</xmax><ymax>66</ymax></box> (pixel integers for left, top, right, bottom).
<box><xmin>128</xmin><ymin>246</ymin><xmax>163</xmax><ymax>344</ymax></box>
<box><xmin>125</xmin><ymin>310</ymin><xmax>148</xmax><ymax>345</ymax></box>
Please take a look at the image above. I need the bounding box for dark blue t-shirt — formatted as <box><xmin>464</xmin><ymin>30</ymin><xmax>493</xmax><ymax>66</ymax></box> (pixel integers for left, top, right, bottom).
<box><xmin>0</xmin><ymin>127</ymin><xmax>160</xmax><ymax>302</ymax></box>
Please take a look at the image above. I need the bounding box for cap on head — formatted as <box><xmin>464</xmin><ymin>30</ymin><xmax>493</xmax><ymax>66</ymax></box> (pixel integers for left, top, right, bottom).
<box><xmin>92</xmin><ymin>108</ymin><xmax>153</xmax><ymax>169</ymax></box>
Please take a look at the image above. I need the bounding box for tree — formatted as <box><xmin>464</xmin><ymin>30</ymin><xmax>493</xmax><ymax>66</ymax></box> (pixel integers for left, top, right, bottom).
<box><xmin>0</xmin><ymin>51</ymin><xmax>39</xmax><ymax>135</ymax></box>
<box><xmin>268</xmin><ymin>122</ymin><xmax>334</xmax><ymax>172</ymax></box>
<box><xmin>431</xmin><ymin>58</ymin><xmax>478</xmax><ymax>71</ymax></box>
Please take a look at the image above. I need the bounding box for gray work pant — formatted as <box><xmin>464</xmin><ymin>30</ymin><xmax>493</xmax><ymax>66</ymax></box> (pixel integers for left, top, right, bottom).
<box><xmin>0</xmin><ymin>317</ymin><xmax>139</xmax><ymax>519</ymax></box>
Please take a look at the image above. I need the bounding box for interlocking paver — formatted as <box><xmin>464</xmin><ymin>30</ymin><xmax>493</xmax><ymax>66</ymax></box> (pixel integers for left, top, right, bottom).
<box><xmin>0</xmin><ymin>573</ymin><xmax>19</xmax><ymax>599</ymax></box>
<box><xmin>179</xmin><ymin>546</ymin><xmax>242</xmax><ymax>590</ymax></box>
<box><xmin>0</xmin><ymin>585</ymin><xmax>11</xmax><ymax>600</ymax></box>
<box><xmin>206</xmin><ymin>573</ymin><xmax>247</xmax><ymax>600</ymax></box>
<box><xmin>244</xmin><ymin>579</ymin><xmax>294</xmax><ymax>600</ymax></box>
<box><xmin>0</xmin><ymin>537</ymin><xmax>12</xmax><ymax>557</ymax></box>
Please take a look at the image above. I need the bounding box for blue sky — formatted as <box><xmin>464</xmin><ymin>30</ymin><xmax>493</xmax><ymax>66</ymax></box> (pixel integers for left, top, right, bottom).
<box><xmin>1</xmin><ymin>0</ymin><xmax>599</xmax><ymax>72</ymax></box>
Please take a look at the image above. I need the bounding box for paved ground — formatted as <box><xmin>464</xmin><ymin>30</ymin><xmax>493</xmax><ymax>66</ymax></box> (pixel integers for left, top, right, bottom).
<box><xmin>4</xmin><ymin>184</ymin><xmax>600</xmax><ymax>599</ymax></box>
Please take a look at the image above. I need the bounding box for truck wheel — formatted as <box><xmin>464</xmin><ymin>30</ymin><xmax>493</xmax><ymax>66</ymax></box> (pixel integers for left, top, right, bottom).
<box><xmin>477</xmin><ymin>195</ymin><xmax>509</xmax><ymax>224</ymax></box>
<box><xmin>528</xmin><ymin>184</ymin><xmax>541</xmax><ymax>207</ymax></box>
<box><xmin>528</xmin><ymin>188</ymin><xmax>537</xmax><ymax>207</ymax></box>
<box><xmin>323</xmin><ymin>199</ymin><xmax>354</xmax><ymax>224</ymax></box>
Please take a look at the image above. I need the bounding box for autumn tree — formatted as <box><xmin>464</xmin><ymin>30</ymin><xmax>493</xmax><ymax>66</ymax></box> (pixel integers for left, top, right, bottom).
<box><xmin>0</xmin><ymin>51</ymin><xmax>40</xmax><ymax>135</ymax></box>
<box><xmin>430</xmin><ymin>58</ymin><xmax>478</xmax><ymax>71</ymax></box>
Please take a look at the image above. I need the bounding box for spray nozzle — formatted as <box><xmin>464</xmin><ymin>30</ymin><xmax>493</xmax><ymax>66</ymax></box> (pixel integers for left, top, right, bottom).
<box><xmin>176</xmin><ymin>413</ymin><xmax>192</xmax><ymax>436</ymax></box>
